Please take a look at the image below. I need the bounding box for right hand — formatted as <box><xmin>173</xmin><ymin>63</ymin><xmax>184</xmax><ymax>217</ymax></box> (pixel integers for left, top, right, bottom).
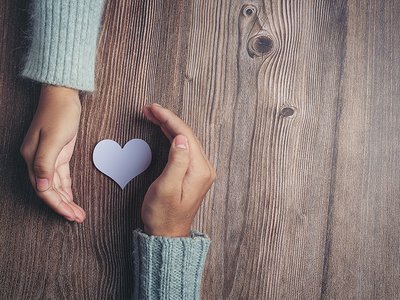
<box><xmin>141</xmin><ymin>104</ymin><xmax>217</xmax><ymax>237</ymax></box>
<box><xmin>20</xmin><ymin>84</ymin><xmax>86</xmax><ymax>223</ymax></box>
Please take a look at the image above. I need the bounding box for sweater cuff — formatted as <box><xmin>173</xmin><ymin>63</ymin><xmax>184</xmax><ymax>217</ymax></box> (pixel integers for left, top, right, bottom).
<box><xmin>132</xmin><ymin>228</ymin><xmax>211</xmax><ymax>300</ymax></box>
<box><xmin>21</xmin><ymin>0</ymin><xmax>106</xmax><ymax>92</ymax></box>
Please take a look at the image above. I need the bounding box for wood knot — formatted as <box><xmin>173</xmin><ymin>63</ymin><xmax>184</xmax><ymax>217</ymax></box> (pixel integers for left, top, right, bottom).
<box><xmin>247</xmin><ymin>35</ymin><xmax>274</xmax><ymax>58</ymax></box>
<box><xmin>242</xmin><ymin>5</ymin><xmax>256</xmax><ymax>17</ymax></box>
<box><xmin>280</xmin><ymin>106</ymin><xmax>296</xmax><ymax>118</ymax></box>
<box><xmin>253</xmin><ymin>36</ymin><xmax>273</xmax><ymax>54</ymax></box>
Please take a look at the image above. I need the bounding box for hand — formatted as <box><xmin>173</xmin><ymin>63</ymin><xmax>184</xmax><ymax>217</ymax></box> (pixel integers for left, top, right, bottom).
<box><xmin>20</xmin><ymin>85</ymin><xmax>86</xmax><ymax>223</ymax></box>
<box><xmin>141</xmin><ymin>104</ymin><xmax>216</xmax><ymax>237</ymax></box>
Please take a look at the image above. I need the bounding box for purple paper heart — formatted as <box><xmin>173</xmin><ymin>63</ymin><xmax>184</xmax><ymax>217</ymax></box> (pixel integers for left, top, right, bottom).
<box><xmin>93</xmin><ymin>139</ymin><xmax>152</xmax><ymax>189</ymax></box>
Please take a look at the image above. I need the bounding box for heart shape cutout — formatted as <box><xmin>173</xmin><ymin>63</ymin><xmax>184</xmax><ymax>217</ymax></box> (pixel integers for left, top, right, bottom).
<box><xmin>93</xmin><ymin>139</ymin><xmax>152</xmax><ymax>189</ymax></box>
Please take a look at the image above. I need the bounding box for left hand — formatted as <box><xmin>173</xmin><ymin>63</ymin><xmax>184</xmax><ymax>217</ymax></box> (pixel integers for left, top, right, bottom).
<box><xmin>141</xmin><ymin>104</ymin><xmax>216</xmax><ymax>237</ymax></box>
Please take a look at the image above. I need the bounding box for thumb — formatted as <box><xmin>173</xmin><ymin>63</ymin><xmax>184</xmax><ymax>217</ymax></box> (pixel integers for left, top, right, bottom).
<box><xmin>33</xmin><ymin>134</ymin><xmax>64</xmax><ymax>192</ymax></box>
<box><xmin>160</xmin><ymin>134</ymin><xmax>190</xmax><ymax>183</ymax></box>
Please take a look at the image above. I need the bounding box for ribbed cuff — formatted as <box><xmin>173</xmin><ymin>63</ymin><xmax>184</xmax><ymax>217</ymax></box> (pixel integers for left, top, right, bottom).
<box><xmin>21</xmin><ymin>0</ymin><xmax>106</xmax><ymax>92</ymax></box>
<box><xmin>132</xmin><ymin>228</ymin><xmax>211</xmax><ymax>300</ymax></box>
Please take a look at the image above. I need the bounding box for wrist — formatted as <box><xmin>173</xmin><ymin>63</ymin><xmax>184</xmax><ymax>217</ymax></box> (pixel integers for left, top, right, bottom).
<box><xmin>143</xmin><ymin>225</ymin><xmax>191</xmax><ymax>237</ymax></box>
<box><xmin>39</xmin><ymin>84</ymin><xmax>81</xmax><ymax>112</ymax></box>
<box><xmin>41</xmin><ymin>83</ymin><xmax>79</xmax><ymax>94</ymax></box>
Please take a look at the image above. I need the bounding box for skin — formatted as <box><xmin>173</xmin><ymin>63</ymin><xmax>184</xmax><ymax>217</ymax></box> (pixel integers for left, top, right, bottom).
<box><xmin>21</xmin><ymin>85</ymin><xmax>216</xmax><ymax>237</ymax></box>
<box><xmin>20</xmin><ymin>85</ymin><xmax>84</xmax><ymax>222</ymax></box>
<box><xmin>142</xmin><ymin>104</ymin><xmax>217</xmax><ymax>237</ymax></box>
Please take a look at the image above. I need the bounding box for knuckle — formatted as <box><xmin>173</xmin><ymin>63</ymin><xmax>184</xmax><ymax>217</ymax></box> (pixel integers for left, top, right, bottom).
<box><xmin>150</xmin><ymin>180</ymin><xmax>178</xmax><ymax>199</ymax></box>
<box><xmin>198</xmin><ymin>168</ymin><xmax>212</xmax><ymax>181</ymax></box>
<box><xmin>33</xmin><ymin>159</ymin><xmax>51</xmax><ymax>176</ymax></box>
<box><xmin>150</xmin><ymin>181</ymin><xmax>167</xmax><ymax>197</ymax></box>
<box><xmin>170</xmin><ymin>152</ymin><xmax>189</xmax><ymax>167</ymax></box>
<box><xmin>150</xmin><ymin>182</ymin><xmax>162</xmax><ymax>194</ymax></box>
<box><xmin>200</xmin><ymin>165</ymin><xmax>217</xmax><ymax>185</ymax></box>
<box><xmin>19</xmin><ymin>145</ymin><xmax>28</xmax><ymax>158</ymax></box>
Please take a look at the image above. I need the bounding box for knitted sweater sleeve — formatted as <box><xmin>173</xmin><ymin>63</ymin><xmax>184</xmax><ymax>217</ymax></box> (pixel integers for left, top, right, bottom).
<box><xmin>132</xmin><ymin>228</ymin><xmax>211</xmax><ymax>300</ymax></box>
<box><xmin>21</xmin><ymin>0</ymin><xmax>106</xmax><ymax>92</ymax></box>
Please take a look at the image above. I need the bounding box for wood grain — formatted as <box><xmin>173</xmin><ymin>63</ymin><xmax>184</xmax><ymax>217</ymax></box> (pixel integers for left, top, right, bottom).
<box><xmin>321</xmin><ymin>1</ymin><xmax>400</xmax><ymax>299</ymax></box>
<box><xmin>0</xmin><ymin>0</ymin><xmax>399</xmax><ymax>299</ymax></box>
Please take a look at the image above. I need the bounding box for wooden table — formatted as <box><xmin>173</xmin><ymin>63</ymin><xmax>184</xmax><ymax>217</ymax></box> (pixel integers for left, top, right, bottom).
<box><xmin>1</xmin><ymin>0</ymin><xmax>399</xmax><ymax>298</ymax></box>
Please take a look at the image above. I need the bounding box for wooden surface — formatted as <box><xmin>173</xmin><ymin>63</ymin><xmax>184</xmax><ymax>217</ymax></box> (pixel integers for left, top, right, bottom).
<box><xmin>1</xmin><ymin>0</ymin><xmax>399</xmax><ymax>299</ymax></box>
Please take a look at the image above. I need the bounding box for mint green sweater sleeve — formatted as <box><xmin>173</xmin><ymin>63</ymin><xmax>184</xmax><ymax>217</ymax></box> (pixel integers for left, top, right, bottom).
<box><xmin>21</xmin><ymin>0</ymin><xmax>106</xmax><ymax>92</ymax></box>
<box><xmin>132</xmin><ymin>229</ymin><xmax>211</xmax><ymax>300</ymax></box>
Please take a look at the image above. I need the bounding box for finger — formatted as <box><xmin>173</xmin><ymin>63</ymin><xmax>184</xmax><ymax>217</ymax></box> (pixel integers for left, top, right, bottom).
<box><xmin>70</xmin><ymin>202</ymin><xmax>86</xmax><ymax>223</ymax></box>
<box><xmin>25</xmin><ymin>164</ymin><xmax>79</xmax><ymax>222</ymax></box>
<box><xmin>55</xmin><ymin>134</ymin><xmax>77</xmax><ymax>167</ymax></box>
<box><xmin>147</xmin><ymin>104</ymin><xmax>207</xmax><ymax>165</ymax></box>
<box><xmin>143</xmin><ymin>106</ymin><xmax>160</xmax><ymax>126</ymax></box>
<box><xmin>57</xmin><ymin>164</ymin><xmax>87</xmax><ymax>222</ymax></box>
<box><xmin>144</xmin><ymin>104</ymin><xmax>216</xmax><ymax>182</ymax></box>
<box><xmin>56</xmin><ymin>163</ymin><xmax>74</xmax><ymax>200</ymax></box>
<box><xmin>38</xmin><ymin>188</ymin><xmax>76</xmax><ymax>222</ymax></box>
<box><xmin>158</xmin><ymin>135</ymin><xmax>190</xmax><ymax>185</ymax></box>
<box><xmin>58</xmin><ymin>190</ymin><xmax>85</xmax><ymax>223</ymax></box>
<box><xmin>33</xmin><ymin>130</ymin><xmax>65</xmax><ymax>192</ymax></box>
<box><xmin>143</xmin><ymin>106</ymin><xmax>173</xmax><ymax>140</ymax></box>
<box><xmin>148</xmin><ymin>104</ymin><xmax>214</xmax><ymax>176</ymax></box>
<box><xmin>54</xmin><ymin>166</ymin><xmax>86</xmax><ymax>223</ymax></box>
<box><xmin>147</xmin><ymin>104</ymin><xmax>198</xmax><ymax>144</ymax></box>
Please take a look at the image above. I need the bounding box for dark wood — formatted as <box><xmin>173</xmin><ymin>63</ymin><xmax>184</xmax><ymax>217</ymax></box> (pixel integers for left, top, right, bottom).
<box><xmin>1</xmin><ymin>0</ymin><xmax>399</xmax><ymax>299</ymax></box>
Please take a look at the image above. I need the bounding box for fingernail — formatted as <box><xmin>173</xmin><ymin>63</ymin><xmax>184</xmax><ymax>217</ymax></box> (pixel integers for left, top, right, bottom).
<box><xmin>175</xmin><ymin>135</ymin><xmax>188</xmax><ymax>149</ymax></box>
<box><xmin>153</xmin><ymin>103</ymin><xmax>162</xmax><ymax>107</ymax></box>
<box><xmin>36</xmin><ymin>178</ymin><xmax>49</xmax><ymax>191</ymax></box>
<box><xmin>65</xmin><ymin>215</ymin><xmax>75</xmax><ymax>222</ymax></box>
<box><xmin>64</xmin><ymin>211</ymin><xmax>75</xmax><ymax>222</ymax></box>
<box><xmin>60</xmin><ymin>202</ymin><xmax>76</xmax><ymax>222</ymax></box>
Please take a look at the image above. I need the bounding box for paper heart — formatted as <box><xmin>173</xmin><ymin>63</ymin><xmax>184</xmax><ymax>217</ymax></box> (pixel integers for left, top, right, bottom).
<box><xmin>93</xmin><ymin>139</ymin><xmax>152</xmax><ymax>189</ymax></box>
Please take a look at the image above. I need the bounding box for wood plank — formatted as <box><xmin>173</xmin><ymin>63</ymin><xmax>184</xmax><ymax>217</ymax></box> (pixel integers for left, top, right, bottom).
<box><xmin>321</xmin><ymin>1</ymin><xmax>400</xmax><ymax>299</ymax></box>
<box><xmin>0</xmin><ymin>0</ymin><xmax>399</xmax><ymax>299</ymax></box>
<box><xmin>188</xmin><ymin>1</ymin><xmax>347</xmax><ymax>298</ymax></box>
